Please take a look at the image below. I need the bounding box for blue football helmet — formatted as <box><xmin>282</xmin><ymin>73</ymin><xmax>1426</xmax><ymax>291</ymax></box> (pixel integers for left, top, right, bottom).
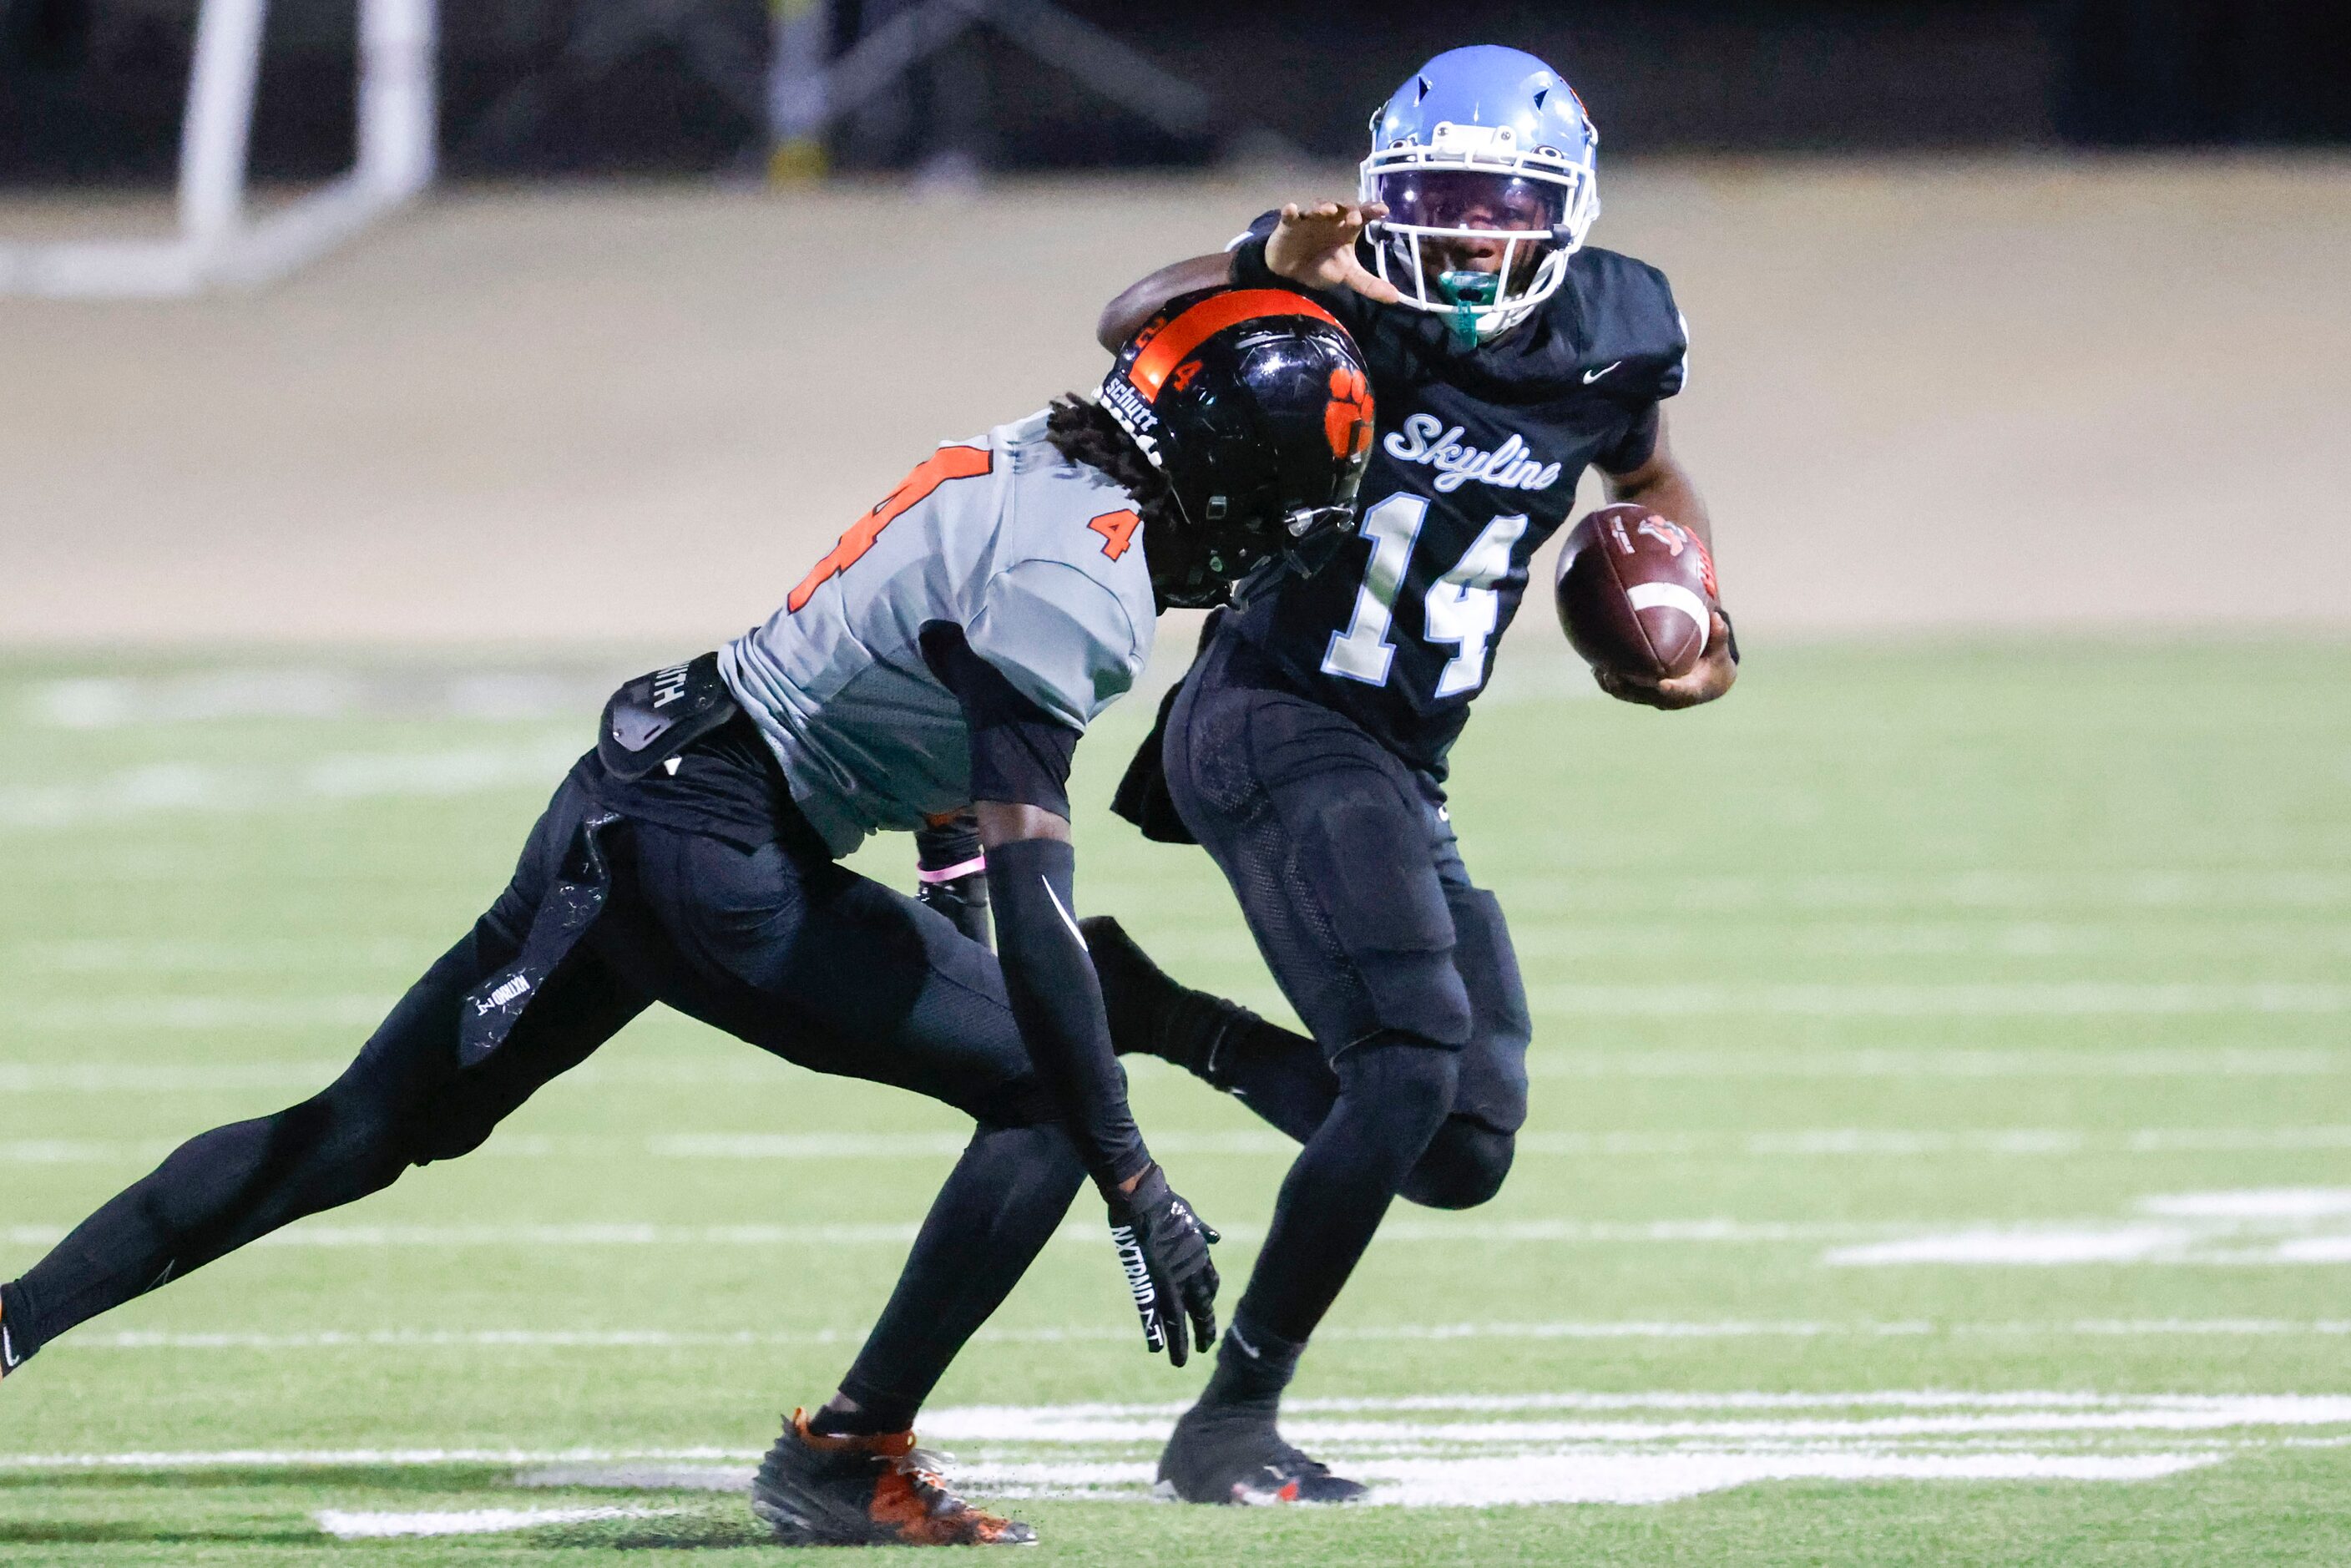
<box><xmin>1360</xmin><ymin>45</ymin><xmax>1601</xmax><ymax>345</ymax></box>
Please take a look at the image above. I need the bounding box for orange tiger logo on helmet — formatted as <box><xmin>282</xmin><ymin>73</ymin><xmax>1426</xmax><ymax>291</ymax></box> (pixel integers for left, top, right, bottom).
<box><xmin>1324</xmin><ymin>366</ymin><xmax>1373</xmax><ymax>462</ymax></box>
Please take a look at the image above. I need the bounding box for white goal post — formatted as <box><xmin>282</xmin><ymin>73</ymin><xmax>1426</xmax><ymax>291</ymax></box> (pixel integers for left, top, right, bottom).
<box><xmin>0</xmin><ymin>0</ymin><xmax>436</xmax><ymax>298</ymax></box>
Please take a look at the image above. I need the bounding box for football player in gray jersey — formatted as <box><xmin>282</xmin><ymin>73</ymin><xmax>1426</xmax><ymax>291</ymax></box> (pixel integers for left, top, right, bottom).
<box><xmin>0</xmin><ymin>292</ymin><xmax>1373</xmax><ymax>1548</ymax></box>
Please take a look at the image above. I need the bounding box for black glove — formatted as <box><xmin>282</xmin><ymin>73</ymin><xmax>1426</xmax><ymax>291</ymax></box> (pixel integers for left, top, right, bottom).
<box><xmin>915</xmin><ymin>812</ymin><xmax>991</xmax><ymax>948</ymax></box>
<box><xmin>1106</xmin><ymin>1163</ymin><xmax>1220</xmax><ymax>1366</ymax></box>
<box><xmin>916</xmin><ymin>867</ymin><xmax>991</xmax><ymax>948</ymax></box>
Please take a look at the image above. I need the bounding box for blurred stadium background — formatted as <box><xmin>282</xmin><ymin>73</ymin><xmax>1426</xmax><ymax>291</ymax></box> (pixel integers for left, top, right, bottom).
<box><xmin>4</xmin><ymin>3</ymin><xmax>2351</xmax><ymax>1560</ymax></box>
<box><xmin>3</xmin><ymin>0</ymin><xmax>2347</xmax><ymax>642</ymax></box>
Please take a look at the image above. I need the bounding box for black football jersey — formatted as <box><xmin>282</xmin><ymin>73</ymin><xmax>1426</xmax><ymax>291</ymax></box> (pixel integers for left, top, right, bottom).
<box><xmin>1223</xmin><ymin>216</ymin><xmax>1688</xmax><ymax>776</ymax></box>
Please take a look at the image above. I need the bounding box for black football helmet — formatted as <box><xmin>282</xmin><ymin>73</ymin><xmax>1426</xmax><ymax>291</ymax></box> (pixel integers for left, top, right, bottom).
<box><xmin>1100</xmin><ymin>288</ymin><xmax>1376</xmax><ymax>609</ymax></box>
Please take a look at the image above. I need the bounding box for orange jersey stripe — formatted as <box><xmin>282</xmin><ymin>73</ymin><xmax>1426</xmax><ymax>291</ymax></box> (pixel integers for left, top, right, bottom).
<box><xmin>1126</xmin><ymin>289</ymin><xmax>1346</xmax><ymax>400</ymax></box>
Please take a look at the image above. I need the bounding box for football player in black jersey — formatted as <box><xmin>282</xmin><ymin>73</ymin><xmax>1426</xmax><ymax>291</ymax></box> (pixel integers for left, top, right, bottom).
<box><xmin>1084</xmin><ymin>45</ymin><xmax>1740</xmax><ymax>1505</ymax></box>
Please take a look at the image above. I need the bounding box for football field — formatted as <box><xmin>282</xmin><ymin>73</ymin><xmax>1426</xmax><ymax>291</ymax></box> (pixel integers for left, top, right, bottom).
<box><xmin>3</xmin><ymin>639</ymin><xmax>2348</xmax><ymax>1564</ymax></box>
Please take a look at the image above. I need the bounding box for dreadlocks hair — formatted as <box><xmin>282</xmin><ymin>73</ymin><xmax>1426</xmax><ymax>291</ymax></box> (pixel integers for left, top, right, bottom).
<box><xmin>1045</xmin><ymin>395</ymin><xmax>1180</xmax><ymax>533</ymax></box>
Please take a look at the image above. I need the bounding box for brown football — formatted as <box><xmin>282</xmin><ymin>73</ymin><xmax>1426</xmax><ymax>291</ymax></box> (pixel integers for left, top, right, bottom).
<box><xmin>1555</xmin><ymin>503</ymin><xmax>1720</xmax><ymax>680</ymax></box>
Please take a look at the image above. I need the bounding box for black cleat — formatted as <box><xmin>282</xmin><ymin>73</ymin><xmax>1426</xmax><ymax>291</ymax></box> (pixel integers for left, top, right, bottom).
<box><xmin>751</xmin><ymin>1409</ymin><xmax>1037</xmax><ymax>1546</ymax></box>
<box><xmin>1153</xmin><ymin>1401</ymin><xmax>1369</xmax><ymax>1505</ymax></box>
<box><xmin>1081</xmin><ymin>916</ymin><xmax>1256</xmax><ymax>1089</ymax></box>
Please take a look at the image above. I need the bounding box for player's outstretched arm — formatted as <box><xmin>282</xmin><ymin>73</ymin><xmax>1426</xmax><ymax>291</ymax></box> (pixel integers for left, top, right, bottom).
<box><xmin>918</xmin><ymin>621</ymin><xmax>1218</xmax><ymax>1363</ymax></box>
<box><xmin>1098</xmin><ymin>254</ymin><xmax>1231</xmax><ymax>351</ymax></box>
<box><xmin>1600</xmin><ymin>409</ymin><xmax>1740</xmax><ymax>711</ymax></box>
<box><xmin>1095</xmin><ymin>200</ymin><xmax>1402</xmax><ymax>350</ymax></box>
<box><xmin>975</xmin><ymin>802</ymin><xmax>1221</xmax><ymax>1366</ymax></box>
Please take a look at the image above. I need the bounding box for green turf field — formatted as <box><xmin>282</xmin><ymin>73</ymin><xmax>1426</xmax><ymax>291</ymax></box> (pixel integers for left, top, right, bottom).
<box><xmin>3</xmin><ymin>640</ymin><xmax>2348</xmax><ymax>1565</ymax></box>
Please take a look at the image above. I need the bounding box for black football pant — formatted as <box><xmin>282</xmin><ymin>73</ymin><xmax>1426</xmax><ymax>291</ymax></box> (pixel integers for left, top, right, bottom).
<box><xmin>0</xmin><ymin>762</ymin><xmax>1085</xmax><ymax>1422</ymax></box>
<box><xmin>1161</xmin><ymin>634</ymin><xmax>1532</xmax><ymax>1349</ymax></box>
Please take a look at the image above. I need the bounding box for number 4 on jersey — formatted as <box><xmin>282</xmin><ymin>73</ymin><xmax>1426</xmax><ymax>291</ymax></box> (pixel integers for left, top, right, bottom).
<box><xmin>1089</xmin><ymin>508</ymin><xmax>1140</xmax><ymax>560</ymax></box>
<box><xmin>1322</xmin><ymin>493</ymin><xmax>1528</xmax><ymax>697</ymax></box>
<box><xmin>788</xmin><ymin>446</ymin><xmax>993</xmax><ymax>614</ymax></box>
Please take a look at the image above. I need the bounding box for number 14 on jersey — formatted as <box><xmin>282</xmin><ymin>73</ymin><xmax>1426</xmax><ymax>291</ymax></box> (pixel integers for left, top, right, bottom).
<box><xmin>1322</xmin><ymin>493</ymin><xmax>1528</xmax><ymax>698</ymax></box>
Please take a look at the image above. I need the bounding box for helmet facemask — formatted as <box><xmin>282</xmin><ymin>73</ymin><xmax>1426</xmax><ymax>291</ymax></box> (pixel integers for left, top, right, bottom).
<box><xmin>1362</xmin><ymin>119</ymin><xmax>1600</xmax><ymax>347</ymax></box>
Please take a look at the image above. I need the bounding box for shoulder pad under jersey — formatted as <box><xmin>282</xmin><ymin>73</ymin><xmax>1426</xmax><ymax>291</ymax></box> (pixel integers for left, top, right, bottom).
<box><xmin>1561</xmin><ymin>246</ymin><xmax>1690</xmax><ymax>402</ymax></box>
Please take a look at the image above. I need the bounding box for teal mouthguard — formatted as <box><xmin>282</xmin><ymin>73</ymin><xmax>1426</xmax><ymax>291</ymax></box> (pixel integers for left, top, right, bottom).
<box><xmin>1435</xmin><ymin>270</ymin><xmax>1499</xmax><ymax>347</ymax></box>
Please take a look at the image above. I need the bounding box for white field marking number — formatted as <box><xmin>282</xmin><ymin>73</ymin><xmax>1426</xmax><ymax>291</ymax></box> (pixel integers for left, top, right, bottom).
<box><xmin>1322</xmin><ymin>494</ymin><xmax>1529</xmax><ymax>696</ymax></box>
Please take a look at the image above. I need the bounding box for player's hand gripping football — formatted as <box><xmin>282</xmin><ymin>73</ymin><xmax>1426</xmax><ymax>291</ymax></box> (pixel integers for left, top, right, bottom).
<box><xmin>1595</xmin><ymin>610</ymin><xmax>1740</xmax><ymax>711</ymax></box>
<box><xmin>1106</xmin><ymin>1163</ymin><xmax>1220</xmax><ymax>1366</ymax></box>
<box><xmin>1266</xmin><ymin>200</ymin><xmax>1403</xmax><ymax>305</ymax></box>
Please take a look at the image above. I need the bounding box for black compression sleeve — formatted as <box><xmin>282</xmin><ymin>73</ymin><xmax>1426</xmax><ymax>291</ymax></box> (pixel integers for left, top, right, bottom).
<box><xmin>985</xmin><ymin>837</ymin><xmax>1150</xmax><ymax>1196</ymax></box>
<box><xmin>1228</xmin><ymin>231</ymin><xmax>1281</xmax><ymax>292</ymax></box>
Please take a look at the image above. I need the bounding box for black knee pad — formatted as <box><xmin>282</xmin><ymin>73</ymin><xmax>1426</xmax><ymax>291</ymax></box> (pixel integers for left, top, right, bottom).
<box><xmin>1442</xmin><ymin>884</ymin><xmax>1532</xmax><ymax>1136</ymax></box>
<box><xmin>1332</xmin><ymin>1036</ymin><xmax>1462</xmax><ymax>1147</ymax></box>
<box><xmin>1401</xmin><ymin>1119</ymin><xmax>1515</xmax><ymax>1211</ymax></box>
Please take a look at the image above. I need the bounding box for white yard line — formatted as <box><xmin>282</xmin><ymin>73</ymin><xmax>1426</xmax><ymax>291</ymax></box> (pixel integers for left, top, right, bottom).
<box><xmin>515</xmin><ymin>1453</ymin><xmax>2223</xmax><ymax>1507</ymax></box>
<box><xmin>0</xmin><ymin>741</ymin><xmax>584</xmax><ymax>832</ymax></box>
<box><xmin>929</xmin><ymin>1390</ymin><xmax>2351</xmax><ymax>1422</ymax></box>
<box><xmin>1825</xmin><ymin>1189</ymin><xmax>2351</xmax><ymax>1267</ymax></box>
<box><xmin>13</xmin><ymin>997</ymin><xmax>392</xmax><ymax>1031</ymax></box>
<box><xmin>1344</xmin><ymin>1452</ymin><xmax>2221</xmax><ymax>1506</ymax></box>
<box><xmin>60</xmin><ymin>983</ymin><xmax>2342</xmax><ymax>1029</ymax></box>
<box><xmin>650</xmin><ymin>1127</ymin><xmax>2351</xmax><ymax>1161</ymax></box>
<box><xmin>43</xmin><ymin>1319</ymin><xmax>2351</xmax><ymax>1353</ymax></box>
<box><xmin>18</xmin><ymin>1388</ymin><xmax>2331</xmax><ymax>1508</ymax></box>
<box><xmin>17</xmin><ymin>1187</ymin><xmax>2351</xmax><ymax>1262</ymax></box>
<box><xmin>1500</xmin><ymin>871</ymin><xmax>2351</xmax><ymax>913</ymax></box>
<box><xmin>14</xmin><ymin>1392</ymin><xmax>2345</xmax><ymax>1474</ymax></box>
<box><xmin>316</xmin><ymin>1505</ymin><xmax>679</xmax><ymax>1540</ymax></box>
<box><xmin>1529</xmin><ymin>1048</ymin><xmax>2343</xmax><ymax>1078</ymax></box>
<box><xmin>7</xmin><ymin>938</ymin><xmax>432</xmax><ymax>974</ymax></box>
<box><xmin>16</xmin><ymin>1120</ymin><xmax>2351</xmax><ymax>1169</ymax></box>
<box><xmin>1</xmin><ymin>1445</ymin><xmax>763</xmax><ymax>1471</ymax></box>
<box><xmin>2142</xmin><ymin>1189</ymin><xmax>2351</xmax><ymax>1219</ymax></box>
<box><xmin>1525</xmin><ymin>983</ymin><xmax>2351</xmax><ymax>1016</ymax></box>
<box><xmin>645</xmin><ymin>1130</ymin><xmax>1300</xmax><ymax>1159</ymax></box>
<box><xmin>0</xmin><ymin>1062</ymin><xmax>347</xmax><ymax>1093</ymax></box>
<box><xmin>10</xmin><ymin>1047</ymin><xmax>2339</xmax><ymax>1094</ymax></box>
<box><xmin>28</xmin><ymin>670</ymin><xmax>615</xmax><ymax>731</ymax></box>
<box><xmin>18</xmin><ymin>923</ymin><xmax>2346</xmax><ymax>973</ymax></box>
<box><xmin>21</xmin><ymin>1187</ymin><xmax>2351</xmax><ymax>1258</ymax></box>
<box><xmin>0</xmin><ymin>1140</ymin><xmax>174</xmax><ymax>1164</ymax></box>
<box><xmin>0</xmin><ymin>1218</ymin><xmax>1906</xmax><ymax>1252</ymax></box>
<box><xmin>917</xmin><ymin>1399</ymin><xmax>2351</xmax><ymax>1445</ymax></box>
<box><xmin>1499</xmin><ymin>920</ymin><xmax>2351</xmax><ymax>959</ymax></box>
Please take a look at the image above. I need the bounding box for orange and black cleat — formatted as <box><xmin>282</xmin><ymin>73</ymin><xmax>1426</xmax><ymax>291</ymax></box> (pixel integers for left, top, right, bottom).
<box><xmin>751</xmin><ymin>1409</ymin><xmax>1037</xmax><ymax>1547</ymax></box>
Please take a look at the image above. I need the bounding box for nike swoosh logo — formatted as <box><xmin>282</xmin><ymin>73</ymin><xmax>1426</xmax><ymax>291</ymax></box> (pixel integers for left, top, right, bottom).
<box><xmin>1583</xmin><ymin>361</ymin><xmax>1622</xmax><ymax>384</ymax></box>
<box><xmin>1230</xmin><ymin>1328</ymin><xmax>1261</xmax><ymax>1359</ymax></box>
<box><xmin>1041</xmin><ymin>878</ymin><xmax>1088</xmax><ymax>949</ymax></box>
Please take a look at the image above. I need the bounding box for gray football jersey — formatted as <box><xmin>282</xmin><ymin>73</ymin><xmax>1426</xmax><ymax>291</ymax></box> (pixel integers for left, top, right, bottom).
<box><xmin>719</xmin><ymin>410</ymin><xmax>1157</xmax><ymax>856</ymax></box>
